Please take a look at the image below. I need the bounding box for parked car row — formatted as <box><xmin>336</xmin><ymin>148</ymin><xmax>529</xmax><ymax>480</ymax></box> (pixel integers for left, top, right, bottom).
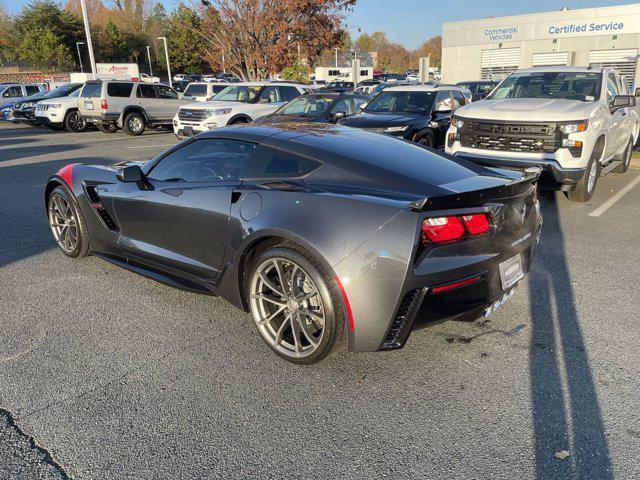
<box><xmin>9</xmin><ymin>65</ymin><xmax>637</xmax><ymax>204</ymax></box>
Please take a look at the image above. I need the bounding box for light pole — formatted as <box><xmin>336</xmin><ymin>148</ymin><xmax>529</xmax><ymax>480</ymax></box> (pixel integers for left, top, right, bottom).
<box><xmin>79</xmin><ymin>0</ymin><xmax>97</xmax><ymax>79</ymax></box>
<box><xmin>146</xmin><ymin>45</ymin><xmax>153</xmax><ymax>78</ymax></box>
<box><xmin>334</xmin><ymin>47</ymin><xmax>339</xmax><ymax>68</ymax></box>
<box><xmin>222</xmin><ymin>48</ymin><xmax>226</xmax><ymax>74</ymax></box>
<box><xmin>76</xmin><ymin>41</ymin><xmax>84</xmax><ymax>73</ymax></box>
<box><xmin>158</xmin><ymin>37</ymin><xmax>172</xmax><ymax>88</ymax></box>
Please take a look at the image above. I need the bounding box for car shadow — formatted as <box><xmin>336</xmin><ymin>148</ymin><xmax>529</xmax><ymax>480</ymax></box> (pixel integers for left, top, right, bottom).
<box><xmin>528</xmin><ymin>194</ymin><xmax>613</xmax><ymax>479</ymax></box>
<box><xmin>0</xmin><ymin>144</ymin><xmax>83</xmax><ymax>164</ymax></box>
<box><xmin>0</xmin><ymin>156</ymin><xmax>115</xmax><ymax>270</ymax></box>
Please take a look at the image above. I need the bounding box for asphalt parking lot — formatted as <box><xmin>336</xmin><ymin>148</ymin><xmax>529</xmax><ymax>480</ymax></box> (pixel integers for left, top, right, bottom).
<box><xmin>1</xmin><ymin>123</ymin><xmax>640</xmax><ymax>479</ymax></box>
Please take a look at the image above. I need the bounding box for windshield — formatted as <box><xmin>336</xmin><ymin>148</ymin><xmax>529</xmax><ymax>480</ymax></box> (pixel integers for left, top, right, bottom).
<box><xmin>42</xmin><ymin>83</ymin><xmax>81</xmax><ymax>99</ymax></box>
<box><xmin>274</xmin><ymin>96</ymin><xmax>335</xmax><ymax>116</ymax></box>
<box><xmin>365</xmin><ymin>91</ymin><xmax>434</xmax><ymax>114</ymax></box>
<box><xmin>211</xmin><ymin>85</ymin><xmax>262</xmax><ymax>102</ymax></box>
<box><xmin>488</xmin><ymin>72</ymin><xmax>602</xmax><ymax>101</ymax></box>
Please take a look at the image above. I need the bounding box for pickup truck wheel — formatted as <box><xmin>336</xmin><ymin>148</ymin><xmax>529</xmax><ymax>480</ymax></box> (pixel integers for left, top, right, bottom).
<box><xmin>64</xmin><ymin>110</ymin><xmax>87</xmax><ymax>133</ymax></box>
<box><xmin>97</xmin><ymin>123</ymin><xmax>118</xmax><ymax>133</ymax></box>
<box><xmin>613</xmin><ymin>139</ymin><xmax>633</xmax><ymax>174</ymax></box>
<box><xmin>567</xmin><ymin>153</ymin><xmax>600</xmax><ymax>202</ymax></box>
<box><xmin>123</xmin><ymin>112</ymin><xmax>146</xmax><ymax>136</ymax></box>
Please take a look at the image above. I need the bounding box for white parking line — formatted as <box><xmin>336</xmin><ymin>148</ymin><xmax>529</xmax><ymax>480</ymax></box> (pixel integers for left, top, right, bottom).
<box><xmin>126</xmin><ymin>143</ymin><xmax>176</xmax><ymax>149</ymax></box>
<box><xmin>589</xmin><ymin>174</ymin><xmax>640</xmax><ymax>217</ymax></box>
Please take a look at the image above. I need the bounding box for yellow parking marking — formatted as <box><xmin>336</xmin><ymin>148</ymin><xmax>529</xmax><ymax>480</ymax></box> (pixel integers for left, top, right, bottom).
<box><xmin>589</xmin><ymin>174</ymin><xmax>640</xmax><ymax>217</ymax></box>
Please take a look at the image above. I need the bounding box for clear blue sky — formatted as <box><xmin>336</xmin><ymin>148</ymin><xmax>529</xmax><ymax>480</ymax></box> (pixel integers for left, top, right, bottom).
<box><xmin>3</xmin><ymin>0</ymin><xmax>639</xmax><ymax>49</ymax></box>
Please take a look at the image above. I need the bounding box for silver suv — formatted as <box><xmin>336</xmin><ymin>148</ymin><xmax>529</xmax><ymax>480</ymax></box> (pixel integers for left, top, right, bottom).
<box><xmin>77</xmin><ymin>80</ymin><xmax>186</xmax><ymax>135</ymax></box>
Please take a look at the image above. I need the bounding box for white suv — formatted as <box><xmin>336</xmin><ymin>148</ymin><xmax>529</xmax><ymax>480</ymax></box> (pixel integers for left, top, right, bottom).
<box><xmin>173</xmin><ymin>82</ymin><xmax>309</xmax><ymax>138</ymax></box>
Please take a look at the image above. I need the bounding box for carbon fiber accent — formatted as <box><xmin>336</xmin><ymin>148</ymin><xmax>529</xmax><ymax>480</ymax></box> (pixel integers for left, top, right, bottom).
<box><xmin>380</xmin><ymin>289</ymin><xmax>426</xmax><ymax>350</ymax></box>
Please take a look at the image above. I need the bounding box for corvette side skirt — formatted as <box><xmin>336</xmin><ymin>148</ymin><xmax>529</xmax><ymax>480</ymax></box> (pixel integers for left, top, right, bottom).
<box><xmin>94</xmin><ymin>253</ymin><xmax>217</xmax><ymax>296</ymax></box>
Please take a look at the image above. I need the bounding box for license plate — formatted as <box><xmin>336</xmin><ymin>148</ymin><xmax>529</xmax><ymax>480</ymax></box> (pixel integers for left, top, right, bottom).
<box><xmin>183</xmin><ymin>126</ymin><xmax>194</xmax><ymax>136</ymax></box>
<box><xmin>499</xmin><ymin>254</ymin><xmax>524</xmax><ymax>290</ymax></box>
<box><xmin>84</xmin><ymin>101</ymin><xmax>94</xmax><ymax>110</ymax></box>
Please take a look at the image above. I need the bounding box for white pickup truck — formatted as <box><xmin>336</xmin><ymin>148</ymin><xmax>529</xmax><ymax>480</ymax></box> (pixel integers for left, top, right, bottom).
<box><xmin>446</xmin><ymin>67</ymin><xmax>638</xmax><ymax>201</ymax></box>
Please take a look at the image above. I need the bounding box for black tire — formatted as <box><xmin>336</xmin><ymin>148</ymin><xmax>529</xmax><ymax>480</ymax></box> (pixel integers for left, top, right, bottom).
<box><xmin>416</xmin><ymin>131</ymin><xmax>434</xmax><ymax>147</ymax></box>
<box><xmin>123</xmin><ymin>111</ymin><xmax>146</xmax><ymax>136</ymax></box>
<box><xmin>567</xmin><ymin>150</ymin><xmax>601</xmax><ymax>202</ymax></box>
<box><xmin>64</xmin><ymin>109</ymin><xmax>87</xmax><ymax>133</ymax></box>
<box><xmin>97</xmin><ymin>123</ymin><xmax>118</xmax><ymax>133</ymax></box>
<box><xmin>229</xmin><ymin>117</ymin><xmax>249</xmax><ymax>125</ymax></box>
<box><xmin>47</xmin><ymin>185</ymin><xmax>91</xmax><ymax>258</ymax></box>
<box><xmin>613</xmin><ymin>139</ymin><xmax>633</xmax><ymax>174</ymax></box>
<box><xmin>245</xmin><ymin>242</ymin><xmax>346</xmax><ymax>365</ymax></box>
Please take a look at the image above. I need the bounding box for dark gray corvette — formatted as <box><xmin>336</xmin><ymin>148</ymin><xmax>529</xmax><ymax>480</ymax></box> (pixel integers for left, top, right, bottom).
<box><xmin>45</xmin><ymin>123</ymin><xmax>542</xmax><ymax>364</ymax></box>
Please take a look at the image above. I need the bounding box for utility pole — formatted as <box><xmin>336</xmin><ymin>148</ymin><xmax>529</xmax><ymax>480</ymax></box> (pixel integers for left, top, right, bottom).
<box><xmin>79</xmin><ymin>0</ymin><xmax>97</xmax><ymax>79</ymax></box>
<box><xmin>75</xmin><ymin>42</ymin><xmax>84</xmax><ymax>73</ymax></box>
<box><xmin>158</xmin><ymin>37</ymin><xmax>172</xmax><ymax>88</ymax></box>
<box><xmin>146</xmin><ymin>46</ymin><xmax>153</xmax><ymax>78</ymax></box>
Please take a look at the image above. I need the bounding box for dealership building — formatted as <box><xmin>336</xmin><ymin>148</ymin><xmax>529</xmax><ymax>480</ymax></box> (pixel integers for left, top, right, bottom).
<box><xmin>441</xmin><ymin>3</ymin><xmax>640</xmax><ymax>88</ymax></box>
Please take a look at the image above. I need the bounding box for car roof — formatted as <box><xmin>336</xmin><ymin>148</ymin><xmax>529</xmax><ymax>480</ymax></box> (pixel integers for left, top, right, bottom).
<box><xmin>516</xmin><ymin>66</ymin><xmax>604</xmax><ymax>74</ymax></box>
<box><xmin>384</xmin><ymin>84</ymin><xmax>464</xmax><ymax>92</ymax></box>
<box><xmin>197</xmin><ymin>123</ymin><xmax>515</xmax><ymax>198</ymax></box>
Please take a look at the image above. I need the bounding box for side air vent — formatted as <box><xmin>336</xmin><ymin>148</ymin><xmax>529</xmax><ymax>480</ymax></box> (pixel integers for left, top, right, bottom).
<box><xmin>84</xmin><ymin>185</ymin><xmax>120</xmax><ymax>232</ymax></box>
<box><xmin>381</xmin><ymin>289</ymin><xmax>424</xmax><ymax>350</ymax></box>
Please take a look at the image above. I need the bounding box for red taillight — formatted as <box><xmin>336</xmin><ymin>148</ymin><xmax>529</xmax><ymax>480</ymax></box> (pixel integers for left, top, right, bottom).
<box><xmin>421</xmin><ymin>216</ymin><xmax>465</xmax><ymax>243</ymax></box>
<box><xmin>421</xmin><ymin>213</ymin><xmax>491</xmax><ymax>244</ymax></box>
<box><xmin>461</xmin><ymin>214</ymin><xmax>490</xmax><ymax>235</ymax></box>
<box><xmin>100</xmin><ymin>99</ymin><xmax>108</xmax><ymax>110</ymax></box>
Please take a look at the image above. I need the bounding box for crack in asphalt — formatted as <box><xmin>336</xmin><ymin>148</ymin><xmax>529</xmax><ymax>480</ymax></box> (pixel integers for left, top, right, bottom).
<box><xmin>22</xmin><ymin>337</ymin><xmax>212</xmax><ymax>420</ymax></box>
<box><xmin>0</xmin><ymin>408</ymin><xmax>69</xmax><ymax>479</ymax></box>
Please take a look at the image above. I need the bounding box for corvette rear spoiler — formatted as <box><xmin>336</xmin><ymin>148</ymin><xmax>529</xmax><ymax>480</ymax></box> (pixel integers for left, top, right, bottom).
<box><xmin>408</xmin><ymin>166</ymin><xmax>541</xmax><ymax>211</ymax></box>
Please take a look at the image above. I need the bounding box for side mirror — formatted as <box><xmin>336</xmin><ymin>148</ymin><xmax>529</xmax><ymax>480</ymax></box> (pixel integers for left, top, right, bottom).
<box><xmin>116</xmin><ymin>165</ymin><xmax>144</xmax><ymax>183</ymax></box>
<box><xmin>611</xmin><ymin>95</ymin><xmax>636</xmax><ymax>112</ymax></box>
<box><xmin>332</xmin><ymin>111</ymin><xmax>346</xmax><ymax>122</ymax></box>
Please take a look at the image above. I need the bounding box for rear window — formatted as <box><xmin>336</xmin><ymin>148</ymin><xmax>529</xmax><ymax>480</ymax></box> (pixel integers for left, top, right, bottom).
<box><xmin>107</xmin><ymin>82</ymin><xmax>133</xmax><ymax>97</ymax></box>
<box><xmin>184</xmin><ymin>84</ymin><xmax>207</xmax><ymax>96</ymax></box>
<box><xmin>81</xmin><ymin>83</ymin><xmax>102</xmax><ymax>98</ymax></box>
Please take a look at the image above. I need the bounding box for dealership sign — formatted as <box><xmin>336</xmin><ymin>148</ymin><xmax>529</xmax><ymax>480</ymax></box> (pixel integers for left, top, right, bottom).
<box><xmin>548</xmin><ymin>21</ymin><xmax>625</xmax><ymax>36</ymax></box>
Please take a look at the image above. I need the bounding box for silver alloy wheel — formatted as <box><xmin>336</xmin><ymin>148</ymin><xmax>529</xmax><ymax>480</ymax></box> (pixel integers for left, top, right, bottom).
<box><xmin>587</xmin><ymin>158</ymin><xmax>597</xmax><ymax>193</ymax></box>
<box><xmin>249</xmin><ymin>258</ymin><xmax>325</xmax><ymax>359</ymax></box>
<box><xmin>128</xmin><ymin>116</ymin><xmax>143</xmax><ymax>132</ymax></box>
<box><xmin>48</xmin><ymin>193</ymin><xmax>78</xmax><ymax>254</ymax></box>
<box><xmin>69</xmin><ymin>112</ymin><xmax>85</xmax><ymax>131</ymax></box>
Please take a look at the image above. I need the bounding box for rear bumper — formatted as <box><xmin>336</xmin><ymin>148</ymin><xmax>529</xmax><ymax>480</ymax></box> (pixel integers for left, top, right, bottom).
<box><xmin>82</xmin><ymin>113</ymin><xmax>119</xmax><ymax>125</ymax></box>
<box><xmin>453</xmin><ymin>153</ymin><xmax>585</xmax><ymax>191</ymax></box>
<box><xmin>333</xmin><ymin>188</ymin><xmax>542</xmax><ymax>353</ymax></box>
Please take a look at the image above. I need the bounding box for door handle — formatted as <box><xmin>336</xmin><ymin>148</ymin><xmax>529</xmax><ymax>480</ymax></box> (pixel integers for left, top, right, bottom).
<box><xmin>162</xmin><ymin>188</ymin><xmax>183</xmax><ymax>197</ymax></box>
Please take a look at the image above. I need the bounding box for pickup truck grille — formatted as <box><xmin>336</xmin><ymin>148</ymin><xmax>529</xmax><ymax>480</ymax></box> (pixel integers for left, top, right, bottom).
<box><xmin>461</xmin><ymin>120</ymin><xmax>561</xmax><ymax>153</ymax></box>
<box><xmin>178</xmin><ymin>109</ymin><xmax>208</xmax><ymax>122</ymax></box>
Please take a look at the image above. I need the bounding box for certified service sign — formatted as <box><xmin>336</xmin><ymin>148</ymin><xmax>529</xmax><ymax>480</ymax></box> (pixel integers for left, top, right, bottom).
<box><xmin>548</xmin><ymin>21</ymin><xmax>624</xmax><ymax>36</ymax></box>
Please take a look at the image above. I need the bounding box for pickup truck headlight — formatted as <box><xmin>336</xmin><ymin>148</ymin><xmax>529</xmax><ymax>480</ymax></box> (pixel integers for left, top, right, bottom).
<box><xmin>205</xmin><ymin>108</ymin><xmax>232</xmax><ymax>117</ymax></box>
<box><xmin>385</xmin><ymin>125</ymin><xmax>409</xmax><ymax>132</ymax></box>
<box><xmin>559</xmin><ymin>121</ymin><xmax>588</xmax><ymax>134</ymax></box>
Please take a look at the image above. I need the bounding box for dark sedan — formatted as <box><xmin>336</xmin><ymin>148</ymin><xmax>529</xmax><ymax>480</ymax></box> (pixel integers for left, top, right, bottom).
<box><xmin>256</xmin><ymin>93</ymin><xmax>369</xmax><ymax>124</ymax></box>
<box><xmin>45</xmin><ymin>124</ymin><xmax>541</xmax><ymax>364</ymax></box>
<box><xmin>338</xmin><ymin>85</ymin><xmax>470</xmax><ymax>148</ymax></box>
<box><xmin>12</xmin><ymin>83</ymin><xmax>83</xmax><ymax>126</ymax></box>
